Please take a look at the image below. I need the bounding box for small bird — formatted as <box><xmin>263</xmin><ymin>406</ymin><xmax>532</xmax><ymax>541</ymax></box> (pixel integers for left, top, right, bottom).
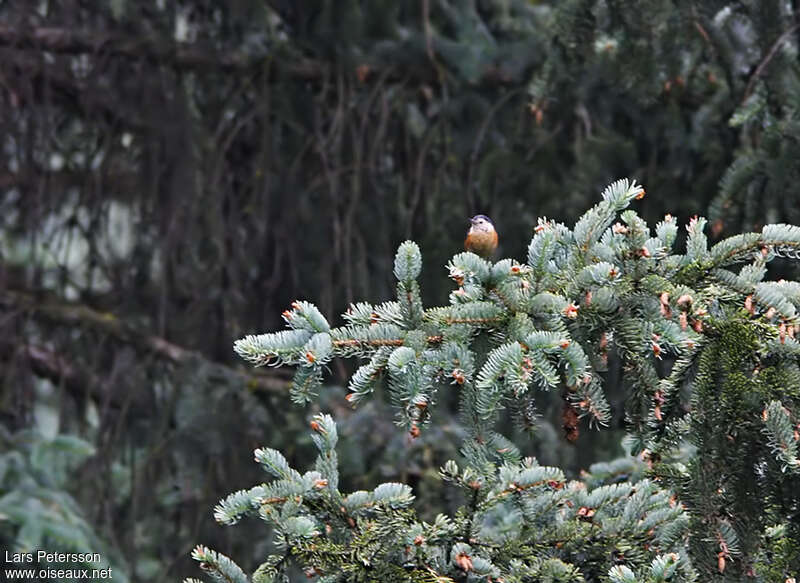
<box><xmin>464</xmin><ymin>214</ymin><xmax>498</xmax><ymax>258</ymax></box>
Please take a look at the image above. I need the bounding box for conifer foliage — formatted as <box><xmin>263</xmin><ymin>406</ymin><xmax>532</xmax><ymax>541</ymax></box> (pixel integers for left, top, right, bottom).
<box><xmin>191</xmin><ymin>180</ymin><xmax>800</xmax><ymax>581</ymax></box>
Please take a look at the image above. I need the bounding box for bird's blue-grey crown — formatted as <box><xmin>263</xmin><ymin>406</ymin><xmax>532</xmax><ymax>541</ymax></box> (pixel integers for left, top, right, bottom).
<box><xmin>470</xmin><ymin>214</ymin><xmax>493</xmax><ymax>225</ymax></box>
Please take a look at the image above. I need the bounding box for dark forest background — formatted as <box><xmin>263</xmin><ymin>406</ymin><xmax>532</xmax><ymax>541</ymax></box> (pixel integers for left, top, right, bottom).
<box><xmin>1</xmin><ymin>1</ymin><xmax>798</xmax><ymax>581</ymax></box>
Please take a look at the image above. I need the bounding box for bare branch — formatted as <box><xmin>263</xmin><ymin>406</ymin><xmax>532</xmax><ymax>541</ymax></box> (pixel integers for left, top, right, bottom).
<box><xmin>1</xmin><ymin>289</ymin><xmax>291</xmax><ymax>395</ymax></box>
<box><xmin>0</xmin><ymin>24</ymin><xmax>323</xmax><ymax>77</ymax></box>
<box><xmin>742</xmin><ymin>20</ymin><xmax>800</xmax><ymax>104</ymax></box>
<box><xmin>0</xmin><ymin>24</ymin><xmax>527</xmax><ymax>86</ymax></box>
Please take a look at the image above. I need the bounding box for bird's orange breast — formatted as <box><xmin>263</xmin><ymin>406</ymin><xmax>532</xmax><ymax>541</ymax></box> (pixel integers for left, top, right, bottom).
<box><xmin>465</xmin><ymin>230</ymin><xmax>498</xmax><ymax>258</ymax></box>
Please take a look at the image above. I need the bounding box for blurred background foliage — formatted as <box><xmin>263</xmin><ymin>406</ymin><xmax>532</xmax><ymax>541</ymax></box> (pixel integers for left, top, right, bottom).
<box><xmin>0</xmin><ymin>0</ymin><xmax>798</xmax><ymax>580</ymax></box>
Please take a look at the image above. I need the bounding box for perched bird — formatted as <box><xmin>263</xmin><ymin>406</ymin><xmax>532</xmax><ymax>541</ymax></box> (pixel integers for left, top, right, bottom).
<box><xmin>464</xmin><ymin>214</ymin><xmax>498</xmax><ymax>258</ymax></box>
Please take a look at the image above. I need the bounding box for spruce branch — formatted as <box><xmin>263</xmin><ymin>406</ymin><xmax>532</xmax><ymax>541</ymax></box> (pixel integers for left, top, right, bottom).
<box><xmin>193</xmin><ymin>413</ymin><xmax>693</xmax><ymax>581</ymax></box>
<box><xmin>190</xmin><ymin>546</ymin><xmax>249</xmax><ymax>583</ymax></box>
<box><xmin>215</xmin><ymin>178</ymin><xmax>800</xmax><ymax>580</ymax></box>
<box><xmin>762</xmin><ymin>400</ymin><xmax>800</xmax><ymax>472</ymax></box>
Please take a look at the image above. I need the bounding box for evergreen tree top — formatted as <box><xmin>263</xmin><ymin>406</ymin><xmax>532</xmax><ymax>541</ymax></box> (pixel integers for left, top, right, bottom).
<box><xmin>193</xmin><ymin>179</ymin><xmax>800</xmax><ymax>581</ymax></box>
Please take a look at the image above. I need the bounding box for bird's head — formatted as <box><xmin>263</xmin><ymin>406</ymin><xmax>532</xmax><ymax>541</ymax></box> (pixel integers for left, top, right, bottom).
<box><xmin>469</xmin><ymin>214</ymin><xmax>495</xmax><ymax>233</ymax></box>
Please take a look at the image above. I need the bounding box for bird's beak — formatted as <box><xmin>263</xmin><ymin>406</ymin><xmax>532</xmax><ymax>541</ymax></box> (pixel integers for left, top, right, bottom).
<box><xmin>469</xmin><ymin>217</ymin><xmax>477</xmax><ymax>225</ymax></box>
